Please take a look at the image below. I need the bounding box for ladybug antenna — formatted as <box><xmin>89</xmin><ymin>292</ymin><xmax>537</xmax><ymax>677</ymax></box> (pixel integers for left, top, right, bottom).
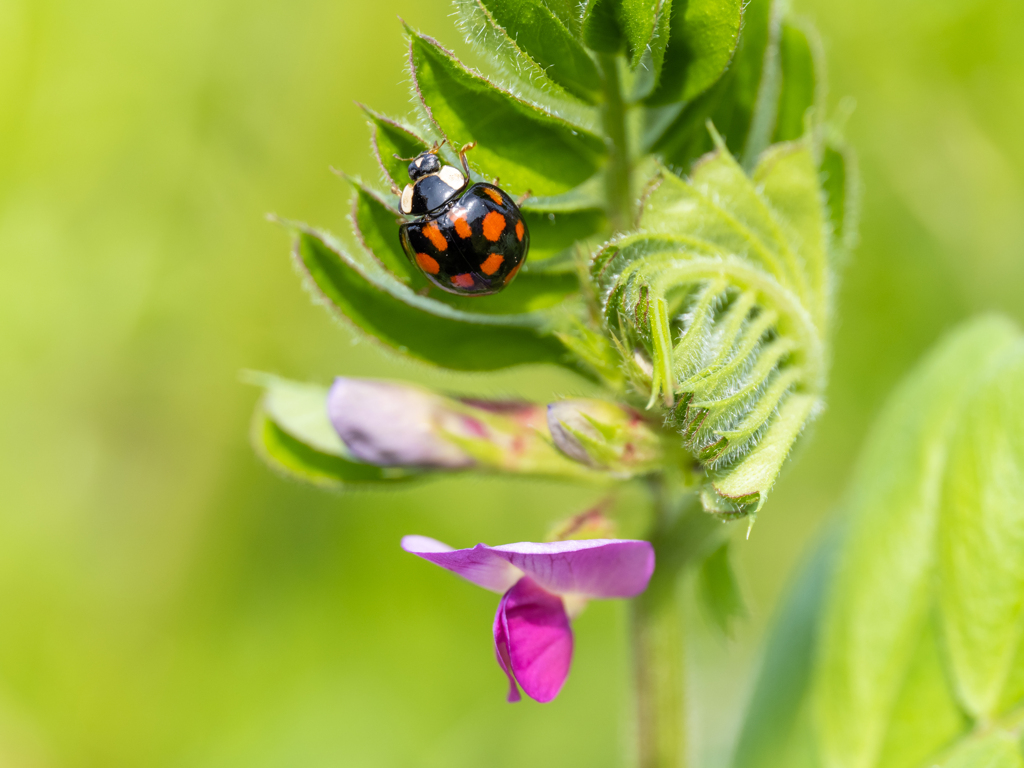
<box><xmin>391</xmin><ymin>139</ymin><xmax>447</xmax><ymax>163</ymax></box>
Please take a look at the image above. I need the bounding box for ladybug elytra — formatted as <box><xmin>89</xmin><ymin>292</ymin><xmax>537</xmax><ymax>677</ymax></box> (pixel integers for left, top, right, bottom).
<box><xmin>396</xmin><ymin>142</ymin><xmax>529</xmax><ymax>296</ymax></box>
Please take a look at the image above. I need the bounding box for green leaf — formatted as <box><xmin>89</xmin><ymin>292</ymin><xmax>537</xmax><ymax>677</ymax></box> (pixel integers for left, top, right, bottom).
<box><xmin>696</xmin><ymin>541</ymin><xmax>746</xmax><ymax>635</ymax></box>
<box><xmin>732</xmin><ymin>525</ymin><xmax>840</xmax><ymax>768</ymax></box>
<box><xmin>618</xmin><ymin>0</ymin><xmax>665</xmax><ymax>68</ymax></box>
<box><xmin>407</xmin><ymin>29</ymin><xmax>605</xmax><ymax>197</ymax></box>
<box><xmin>361</xmin><ymin>106</ymin><xmax>432</xmax><ymax>191</ymax></box>
<box><xmin>732</xmin><ymin>316</ymin><xmax>1024</xmax><ymax>768</ymax></box>
<box><xmin>645</xmin><ymin>0</ymin><xmax>742</xmax><ymax>106</ymax></box>
<box><xmin>248</xmin><ymin>375</ymin><xmax>414</xmax><ymax>487</ymax></box>
<box><xmin>813</xmin><ymin>317</ymin><xmax>1023</xmax><ymax>768</ymax></box>
<box><xmin>651</xmin><ymin>0</ymin><xmax>773</xmax><ymax>169</ymax></box>
<box><xmin>292</xmin><ymin>225</ymin><xmax>572</xmax><ymax>371</ymax></box>
<box><xmin>582</xmin><ymin>0</ymin><xmax>625</xmax><ymax>54</ymax></box>
<box><xmin>592</xmin><ymin>137</ymin><xmax>830</xmax><ymax>514</ymax></box>
<box><xmin>820</xmin><ymin>138</ymin><xmax>860</xmax><ymax>257</ymax></box>
<box><xmin>936</xmin><ymin>347</ymin><xmax>1024</xmax><ymax>719</ymax></box>
<box><xmin>772</xmin><ymin>21</ymin><xmax>821</xmax><ymax>143</ymax></box>
<box><xmin>456</xmin><ymin>0</ymin><xmax>602</xmax><ymax>102</ymax></box>
<box><xmin>939</xmin><ymin>732</ymin><xmax>1024</xmax><ymax>768</ymax></box>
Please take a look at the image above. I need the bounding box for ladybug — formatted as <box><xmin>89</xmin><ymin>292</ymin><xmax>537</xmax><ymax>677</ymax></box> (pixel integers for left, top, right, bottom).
<box><xmin>395</xmin><ymin>142</ymin><xmax>529</xmax><ymax>296</ymax></box>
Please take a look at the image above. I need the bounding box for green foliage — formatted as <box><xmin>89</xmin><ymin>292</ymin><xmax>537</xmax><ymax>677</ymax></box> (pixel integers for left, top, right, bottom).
<box><xmin>733</xmin><ymin>316</ymin><xmax>1024</xmax><ymax>768</ymax></box>
<box><xmin>260</xmin><ymin>0</ymin><xmax>856</xmax><ymax>515</ymax></box>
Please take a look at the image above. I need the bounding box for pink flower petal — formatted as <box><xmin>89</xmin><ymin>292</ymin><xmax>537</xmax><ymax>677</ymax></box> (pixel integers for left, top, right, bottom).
<box><xmin>492</xmin><ymin>604</ymin><xmax>522</xmax><ymax>703</ymax></box>
<box><xmin>402</xmin><ymin>536</ymin><xmax>655</xmax><ymax>599</ymax></box>
<box><xmin>497</xmin><ymin>577</ymin><xmax>573</xmax><ymax>703</ymax></box>
<box><xmin>401</xmin><ymin>535</ymin><xmax>522</xmax><ymax>594</ymax></box>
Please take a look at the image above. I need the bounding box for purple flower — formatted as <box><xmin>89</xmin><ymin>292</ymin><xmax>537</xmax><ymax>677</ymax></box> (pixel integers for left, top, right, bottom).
<box><xmin>402</xmin><ymin>535</ymin><xmax>655</xmax><ymax>703</ymax></box>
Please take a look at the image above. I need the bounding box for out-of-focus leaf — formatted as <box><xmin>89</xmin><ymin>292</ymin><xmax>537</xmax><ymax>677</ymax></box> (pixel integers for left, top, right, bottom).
<box><xmin>292</xmin><ymin>225</ymin><xmax>572</xmax><ymax>371</ymax></box>
<box><xmin>806</xmin><ymin>315</ymin><xmax>1024</xmax><ymax>768</ymax></box>
<box><xmin>349</xmin><ymin>179</ymin><xmax>581</xmax><ymax>314</ymax></box>
<box><xmin>582</xmin><ymin>0</ymin><xmax>625</xmax><ymax>54</ymax></box>
<box><xmin>361</xmin><ymin>106</ymin><xmax>432</xmax><ymax>191</ymax></box>
<box><xmin>457</xmin><ymin>0</ymin><xmax>602</xmax><ymax>102</ymax></box>
<box><xmin>732</xmin><ymin>525</ymin><xmax>841</xmax><ymax>768</ymax></box>
<box><xmin>407</xmin><ymin>30</ymin><xmax>605</xmax><ymax>196</ymax></box>
<box><xmin>248</xmin><ymin>375</ymin><xmax>414</xmax><ymax>487</ymax></box>
<box><xmin>646</xmin><ymin>0</ymin><xmax>742</xmax><ymax>106</ymax></box>
<box><xmin>696</xmin><ymin>541</ymin><xmax>746</xmax><ymax>635</ymax></box>
<box><xmin>733</xmin><ymin>317</ymin><xmax>1024</xmax><ymax>768</ymax></box>
<box><xmin>939</xmin><ymin>732</ymin><xmax>1024</xmax><ymax>768</ymax></box>
<box><xmin>772</xmin><ymin>21</ymin><xmax>820</xmax><ymax>143</ymax></box>
<box><xmin>651</xmin><ymin>0</ymin><xmax>773</xmax><ymax>169</ymax></box>
<box><xmin>936</xmin><ymin>349</ymin><xmax>1024</xmax><ymax>719</ymax></box>
<box><xmin>820</xmin><ymin>138</ymin><xmax>860</xmax><ymax>257</ymax></box>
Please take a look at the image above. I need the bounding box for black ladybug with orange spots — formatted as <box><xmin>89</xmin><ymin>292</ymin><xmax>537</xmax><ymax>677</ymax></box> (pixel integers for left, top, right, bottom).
<box><xmin>396</xmin><ymin>142</ymin><xmax>529</xmax><ymax>296</ymax></box>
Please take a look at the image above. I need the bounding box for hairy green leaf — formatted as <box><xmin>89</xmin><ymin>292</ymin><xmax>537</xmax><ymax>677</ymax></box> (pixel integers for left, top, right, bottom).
<box><xmin>456</xmin><ymin>0</ymin><xmax>602</xmax><ymax>102</ymax></box>
<box><xmin>292</xmin><ymin>225</ymin><xmax>571</xmax><ymax>371</ymax></box>
<box><xmin>820</xmin><ymin>138</ymin><xmax>860</xmax><ymax>257</ymax></box>
<box><xmin>592</xmin><ymin>135</ymin><xmax>831</xmax><ymax>514</ymax></box>
<box><xmin>362</xmin><ymin>106</ymin><xmax>432</xmax><ymax>191</ymax></box>
<box><xmin>407</xmin><ymin>29</ymin><xmax>605</xmax><ymax>196</ymax></box>
<box><xmin>646</xmin><ymin>0</ymin><xmax>742</xmax><ymax>106</ymax></box>
<box><xmin>618</xmin><ymin>0</ymin><xmax>665</xmax><ymax>68</ymax></box>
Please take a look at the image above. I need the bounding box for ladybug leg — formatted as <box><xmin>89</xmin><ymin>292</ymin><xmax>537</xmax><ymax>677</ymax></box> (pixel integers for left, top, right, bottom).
<box><xmin>389</xmin><ymin>181</ymin><xmax>402</xmax><ymax>197</ymax></box>
<box><xmin>516</xmin><ymin>189</ymin><xmax>533</xmax><ymax>206</ymax></box>
<box><xmin>492</xmin><ymin>177</ymin><xmax>500</xmax><ymax>186</ymax></box>
<box><xmin>458</xmin><ymin>141</ymin><xmax>477</xmax><ymax>177</ymax></box>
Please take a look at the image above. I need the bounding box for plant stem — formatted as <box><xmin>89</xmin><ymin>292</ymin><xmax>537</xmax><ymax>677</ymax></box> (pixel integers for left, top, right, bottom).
<box><xmin>598</xmin><ymin>53</ymin><xmax>632</xmax><ymax>233</ymax></box>
<box><xmin>632</xmin><ymin>482</ymin><xmax>724</xmax><ymax>768</ymax></box>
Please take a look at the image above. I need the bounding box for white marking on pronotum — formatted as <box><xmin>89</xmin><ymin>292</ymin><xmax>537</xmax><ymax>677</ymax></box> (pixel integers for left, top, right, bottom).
<box><xmin>400</xmin><ymin>184</ymin><xmax>415</xmax><ymax>214</ymax></box>
<box><xmin>438</xmin><ymin>166</ymin><xmax>465</xmax><ymax>190</ymax></box>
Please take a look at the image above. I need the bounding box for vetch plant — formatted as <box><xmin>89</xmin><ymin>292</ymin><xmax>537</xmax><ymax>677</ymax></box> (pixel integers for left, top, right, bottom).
<box><xmin>240</xmin><ymin>0</ymin><xmax>1020</xmax><ymax>766</ymax></box>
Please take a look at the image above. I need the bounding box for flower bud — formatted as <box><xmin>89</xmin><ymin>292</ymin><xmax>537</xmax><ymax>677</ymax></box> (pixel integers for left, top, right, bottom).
<box><xmin>547</xmin><ymin>399</ymin><xmax>663</xmax><ymax>477</ymax></box>
<box><xmin>328</xmin><ymin>378</ymin><xmax>600</xmax><ymax>480</ymax></box>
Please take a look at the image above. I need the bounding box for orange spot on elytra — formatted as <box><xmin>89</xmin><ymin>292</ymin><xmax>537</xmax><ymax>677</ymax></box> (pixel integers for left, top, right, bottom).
<box><xmin>515</xmin><ymin>220</ymin><xmax>524</xmax><ymax>241</ymax></box>
<box><xmin>415</xmin><ymin>252</ymin><xmax>440</xmax><ymax>275</ymax></box>
<box><xmin>482</xmin><ymin>211</ymin><xmax>506</xmax><ymax>242</ymax></box>
<box><xmin>423</xmin><ymin>222</ymin><xmax>447</xmax><ymax>251</ymax></box>
<box><xmin>480</xmin><ymin>252</ymin><xmax>504</xmax><ymax>275</ymax></box>
<box><xmin>483</xmin><ymin>187</ymin><xmax>504</xmax><ymax>205</ymax></box>
<box><xmin>503</xmin><ymin>262</ymin><xmax>522</xmax><ymax>286</ymax></box>
<box><xmin>449</xmin><ymin>209</ymin><xmax>472</xmax><ymax>238</ymax></box>
<box><xmin>451</xmin><ymin>273</ymin><xmax>475</xmax><ymax>289</ymax></box>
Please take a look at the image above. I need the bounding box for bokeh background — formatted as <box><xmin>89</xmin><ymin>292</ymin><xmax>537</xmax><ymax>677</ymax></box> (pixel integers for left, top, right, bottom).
<box><xmin>2</xmin><ymin>0</ymin><xmax>1023</xmax><ymax>765</ymax></box>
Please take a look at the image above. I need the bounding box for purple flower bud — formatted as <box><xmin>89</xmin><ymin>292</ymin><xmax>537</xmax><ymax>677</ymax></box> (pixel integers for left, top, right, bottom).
<box><xmin>327</xmin><ymin>378</ymin><xmax>474</xmax><ymax>468</ymax></box>
<box><xmin>327</xmin><ymin>378</ymin><xmax>603</xmax><ymax>480</ymax></box>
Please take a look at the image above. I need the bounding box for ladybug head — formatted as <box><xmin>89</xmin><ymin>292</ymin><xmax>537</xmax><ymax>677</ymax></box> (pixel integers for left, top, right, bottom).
<box><xmin>408</xmin><ymin>151</ymin><xmax>441</xmax><ymax>181</ymax></box>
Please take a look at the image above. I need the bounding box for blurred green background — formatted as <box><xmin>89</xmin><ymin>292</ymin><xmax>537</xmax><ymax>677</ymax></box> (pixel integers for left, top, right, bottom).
<box><xmin>1</xmin><ymin>0</ymin><xmax>1023</xmax><ymax>765</ymax></box>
